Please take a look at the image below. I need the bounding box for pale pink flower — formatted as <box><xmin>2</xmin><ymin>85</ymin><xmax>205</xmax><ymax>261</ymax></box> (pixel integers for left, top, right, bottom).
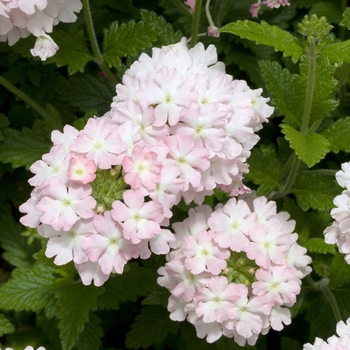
<box><xmin>39</xmin><ymin>218</ymin><xmax>96</xmax><ymax>265</ymax></box>
<box><xmin>19</xmin><ymin>188</ymin><xmax>44</xmax><ymax>228</ymax></box>
<box><xmin>36</xmin><ymin>177</ymin><xmax>96</xmax><ymax>231</ymax></box>
<box><xmin>122</xmin><ymin>144</ymin><xmax>162</xmax><ymax>190</ymax></box>
<box><xmin>111</xmin><ymin>190</ymin><xmax>164</xmax><ymax>244</ymax></box>
<box><xmin>82</xmin><ymin>211</ymin><xmax>138</xmax><ymax>274</ymax></box>
<box><xmin>70</xmin><ymin>117</ymin><xmax>126</xmax><ymax>169</ymax></box>
<box><xmin>207</xmin><ymin>25</ymin><xmax>220</xmax><ymax>38</ymax></box>
<box><xmin>75</xmin><ymin>260</ymin><xmax>110</xmax><ymax>287</ymax></box>
<box><xmin>67</xmin><ymin>154</ymin><xmax>97</xmax><ymax>184</ymax></box>
<box><xmin>51</xmin><ymin>124</ymin><xmax>80</xmax><ymax>151</ymax></box>
<box><xmin>185</xmin><ymin>0</ymin><xmax>195</xmax><ymax>12</ymax></box>
<box><xmin>30</xmin><ymin>33</ymin><xmax>58</xmax><ymax>60</ymax></box>
<box><xmin>246</xmin><ymin>224</ymin><xmax>289</xmax><ymax>269</ymax></box>
<box><xmin>194</xmin><ymin>276</ymin><xmax>240</xmax><ymax>323</ymax></box>
<box><xmin>182</xmin><ymin>230</ymin><xmax>229</xmax><ymax>275</ymax></box>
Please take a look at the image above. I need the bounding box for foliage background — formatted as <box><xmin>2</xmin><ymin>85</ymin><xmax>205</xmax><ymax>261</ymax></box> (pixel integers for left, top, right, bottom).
<box><xmin>0</xmin><ymin>0</ymin><xmax>350</xmax><ymax>349</ymax></box>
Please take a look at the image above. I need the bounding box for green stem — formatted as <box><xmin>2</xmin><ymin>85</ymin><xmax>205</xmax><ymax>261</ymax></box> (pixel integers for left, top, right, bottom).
<box><xmin>0</xmin><ymin>75</ymin><xmax>51</xmax><ymax>120</ymax></box>
<box><xmin>170</xmin><ymin>0</ymin><xmax>192</xmax><ymax>16</ymax></box>
<box><xmin>300</xmin><ymin>169</ymin><xmax>337</xmax><ymax>176</ymax></box>
<box><xmin>82</xmin><ymin>0</ymin><xmax>117</xmax><ymax>85</ymax></box>
<box><xmin>301</xmin><ymin>40</ymin><xmax>318</xmax><ymax>135</ymax></box>
<box><xmin>282</xmin><ymin>41</ymin><xmax>318</xmax><ymax>194</ymax></box>
<box><xmin>190</xmin><ymin>0</ymin><xmax>203</xmax><ymax>47</ymax></box>
<box><xmin>281</xmin><ymin>153</ymin><xmax>300</xmax><ymax>194</ymax></box>
<box><xmin>307</xmin><ymin>276</ymin><xmax>342</xmax><ymax>323</ymax></box>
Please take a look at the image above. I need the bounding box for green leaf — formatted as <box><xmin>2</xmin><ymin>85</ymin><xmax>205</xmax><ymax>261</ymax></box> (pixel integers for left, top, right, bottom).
<box><xmin>0</xmin><ymin>314</ymin><xmax>15</xmax><ymax>337</ymax></box>
<box><xmin>321</xmin><ymin>117</ymin><xmax>350</xmax><ymax>153</ymax></box>
<box><xmin>75</xmin><ymin>313</ymin><xmax>104</xmax><ymax>350</ymax></box>
<box><xmin>102</xmin><ymin>20</ymin><xmax>161</xmax><ymax>68</ymax></box>
<box><xmin>309</xmin><ymin>2</ymin><xmax>342</xmax><ymax>24</ymax></box>
<box><xmin>321</xmin><ymin>40</ymin><xmax>350</xmax><ymax>64</ymax></box>
<box><xmin>0</xmin><ymin>120</ymin><xmax>51</xmax><ymax>169</ymax></box>
<box><xmin>141</xmin><ymin>287</ymin><xmax>170</xmax><ymax>307</ymax></box>
<box><xmin>220</xmin><ymin>20</ymin><xmax>304</xmax><ymax>63</ymax></box>
<box><xmin>48</xmin><ymin>27</ymin><xmax>94</xmax><ymax>74</ymax></box>
<box><xmin>340</xmin><ymin>7</ymin><xmax>350</xmax><ymax>30</ymax></box>
<box><xmin>280</xmin><ymin>124</ymin><xmax>331</xmax><ymax>167</ymax></box>
<box><xmin>259</xmin><ymin>60</ymin><xmax>302</xmax><ymax>126</ymax></box>
<box><xmin>0</xmin><ymin>262</ymin><xmax>66</xmax><ymax>313</ymax></box>
<box><xmin>125</xmin><ymin>305</ymin><xmax>180</xmax><ymax>349</ymax></box>
<box><xmin>292</xmin><ymin>172</ymin><xmax>341</xmax><ymax>211</ymax></box>
<box><xmin>56</xmin><ymin>283</ymin><xmax>104</xmax><ymax>350</ymax></box>
<box><xmin>140</xmin><ymin>10</ymin><xmax>182</xmax><ymax>47</ymax></box>
<box><xmin>57</xmin><ymin>75</ymin><xmax>115</xmax><ymax>115</ymax></box>
<box><xmin>328</xmin><ymin>252</ymin><xmax>350</xmax><ymax>288</ymax></box>
<box><xmin>216</xmin><ymin>336</ymin><xmax>257</xmax><ymax>349</ymax></box>
<box><xmin>98</xmin><ymin>263</ymin><xmax>156</xmax><ymax>310</ymax></box>
<box><xmin>246</xmin><ymin>144</ymin><xmax>282</xmax><ymax>195</ymax></box>
<box><xmin>303</xmin><ymin>238</ymin><xmax>336</xmax><ymax>254</ymax></box>
<box><xmin>0</xmin><ymin>203</ymin><xmax>42</xmax><ymax>268</ymax></box>
<box><xmin>43</xmin><ymin>104</ymin><xmax>63</xmax><ymax>134</ymax></box>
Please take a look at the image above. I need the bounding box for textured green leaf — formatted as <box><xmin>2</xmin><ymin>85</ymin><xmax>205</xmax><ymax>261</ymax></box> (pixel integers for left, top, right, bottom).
<box><xmin>56</xmin><ymin>283</ymin><xmax>104</xmax><ymax>350</ymax></box>
<box><xmin>321</xmin><ymin>40</ymin><xmax>350</xmax><ymax>64</ymax></box>
<box><xmin>0</xmin><ymin>314</ymin><xmax>14</xmax><ymax>337</ymax></box>
<box><xmin>44</xmin><ymin>104</ymin><xmax>63</xmax><ymax>134</ymax></box>
<box><xmin>220</xmin><ymin>20</ymin><xmax>304</xmax><ymax>62</ymax></box>
<box><xmin>0</xmin><ymin>263</ymin><xmax>65</xmax><ymax>312</ymax></box>
<box><xmin>328</xmin><ymin>252</ymin><xmax>350</xmax><ymax>288</ymax></box>
<box><xmin>0</xmin><ymin>120</ymin><xmax>51</xmax><ymax>169</ymax></box>
<box><xmin>216</xmin><ymin>336</ymin><xmax>257</xmax><ymax>349</ymax></box>
<box><xmin>102</xmin><ymin>20</ymin><xmax>161</xmax><ymax>68</ymax></box>
<box><xmin>97</xmin><ymin>263</ymin><xmax>156</xmax><ymax>310</ymax></box>
<box><xmin>303</xmin><ymin>238</ymin><xmax>336</xmax><ymax>254</ymax></box>
<box><xmin>48</xmin><ymin>27</ymin><xmax>94</xmax><ymax>74</ymax></box>
<box><xmin>309</xmin><ymin>2</ymin><xmax>342</xmax><ymax>23</ymax></box>
<box><xmin>259</xmin><ymin>60</ymin><xmax>302</xmax><ymax>126</ymax></box>
<box><xmin>292</xmin><ymin>172</ymin><xmax>341</xmax><ymax>211</ymax></box>
<box><xmin>142</xmin><ymin>287</ymin><xmax>170</xmax><ymax>307</ymax></box>
<box><xmin>0</xmin><ymin>202</ymin><xmax>42</xmax><ymax>268</ymax></box>
<box><xmin>75</xmin><ymin>313</ymin><xmax>104</xmax><ymax>350</ymax></box>
<box><xmin>140</xmin><ymin>10</ymin><xmax>182</xmax><ymax>47</ymax></box>
<box><xmin>57</xmin><ymin>75</ymin><xmax>114</xmax><ymax>115</ymax></box>
<box><xmin>340</xmin><ymin>7</ymin><xmax>350</xmax><ymax>30</ymax></box>
<box><xmin>246</xmin><ymin>144</ymin><xmax>282</xmax><ymax>195</ymax></box>
<box><xmin>280</xmin><ymin>124</ymin><xmax>331</xmax><ymax>167</ymax></box>
<box><xmin>321</xmin><ymin>117</ymin><xmax>350</xmax><ymax>153</ymax></box>
<box><xmin>125</xmin><ymin>305</ymin><xmax>180</xmax><ymax>349</ymax></box>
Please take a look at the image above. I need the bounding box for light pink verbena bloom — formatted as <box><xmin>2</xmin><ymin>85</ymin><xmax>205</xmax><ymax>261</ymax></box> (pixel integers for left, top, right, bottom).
<box><xmin>30</xmin><ymin>33</ymin><xmax>58</xmax><ymax>60</ymax></box>
<box><xmin>250</xmin><ymin>0</ymin><xmax>291</xmax><ymax>17</ymax></box>
<box><xmin>158</xmin><ymin>197</ymin><xmax>311</xmax><ymax>345</ymax></box>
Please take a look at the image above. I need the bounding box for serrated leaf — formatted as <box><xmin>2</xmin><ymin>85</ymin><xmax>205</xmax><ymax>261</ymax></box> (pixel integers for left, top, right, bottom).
<box><xmin>0</xmin><ymin>202</ymin><xmax>42</xmax><ymax>268</ymax></box>
<box><xmin>292</xmin><ymin>172</ymin><xmax>341</xmax><ymax>211</ymax></box>
<box><xmin>321</xmin><ymin>40</ymin><xmax>350</xmax><ymax>64</ymax></box>
<box><xmin>340</xmin><ymin>7</ymin><xmax>350</xmax><ymax>30</ymax></box>
<box><xmin>98</xmin><ymin>263</ymin><xmax>157</xmax><ymax>310</ymax></box>
<box><xmin>0</xmin><ymin>314</ymin><xmax>14</xmax><ymax>337</ymax></box>
<box><xmin>140</xmin><ymin>10</ymin><xmax>182</xmax><ymax>47</ymax></box>
<box><xmin>328</xmin><ymin>252</ymin><xmax>350</xmax><ymax>288</ymax></box>
<box><xmin>44</xmin><ymin>104</ymin><xmax>63</xmax><ymax>134</ymax></box>
<box><xmin>246</xmin><ymin>144</ymin><xmax>282</xmax><ymax>195</ymax></box>
<box><xmin>141</xmin><ymin>287</ymin><xmax>170</xmax><ymax>307</ymax></box>
<box><xmin>0</xmin><ymin>120</ymin><xmax>51</xmax><ymax>169</ymax></box>
<box><xmin>259</xmin><ymin>60</ymin><xmax>303</xmax><ymax>126</ymax></box>
<box><xmin>280</xmin><ymin>124</ymin><xmax>330</xmax><ymax>167</ymax></box>
<box><xmin>309</xmin><ymin>2</ymin><xmax>342</xmax><ymax>23</ymax></box>
<box><xmin>57</xmin><ymin>75</ymin><xmax>114</xmax><ymax>115</ymax></box>
<box><xmin>56</xmin><ymin>283</ymin><xmax>104</xmax><ymax>350</ymax></box>
<box><xmin>216</xmin><ymin>336</ymin><xmax>257</xmax><ymax>349</ymax></box>
<box><xmin>303</xmin><ymin>238</ymin><xmax>336</xmax><ymax>254</ymax></box>
<box><xmin>75</xmin><ymin>313</ymin><xmax>104</xmax><ymax>350</ymax></box>
<box><xmin>102</xmin><ymin>20</ymin><xmax>161</xmax><ymax>68</ymax></box>
<box><xmin>125</xmin><ymin>305</ymin><xmax>180</xmax><ymax>349</ymax></box>
<box><xmin>220</xmin><ymin>20</ymin><xmax>304</xmax><ymax>62</ymax></box>
<box><xmin>47</xmin><ymin>27</ymin><xmax>94</xmax><ymax>74</ymax></box>
<box><xmin>0</xmin><ymin>262</ymin><xmax>66</xmax><ymax>313</ymax></box>
<box><xmin>321</xmin><ymin>117</ymin><xmax>350</xmax><ymax>153</ymax></box>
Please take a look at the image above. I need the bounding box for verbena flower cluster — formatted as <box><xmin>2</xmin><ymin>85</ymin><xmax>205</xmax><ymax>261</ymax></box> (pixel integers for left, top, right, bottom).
<box><xmin>158</xmin><ymin>197</ymin><xmax>311</xmax><ymax>345</ymax></box>
<box><xmin>19</xmin><ymin>39</ymin><xmax>273</xmax><ymax>287</ymax></box>
<box><xmin>324</xmin><ymin>162</ymin><xmax>350</xmax><ymax>264</ymax></box>
<box><xmin>0</xmin><ymin>0</ymin><xmax>82</xmax><ymax>60</ymax></box>
<box><xmin>250</xmin><ymin>0</ymin><xmax>291</xmax><ymax>17</ymax></box>
<box><xmin>303</xmin><ymin>317</ymin><xmax>350</xmax><ymax>350</ymax></box>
